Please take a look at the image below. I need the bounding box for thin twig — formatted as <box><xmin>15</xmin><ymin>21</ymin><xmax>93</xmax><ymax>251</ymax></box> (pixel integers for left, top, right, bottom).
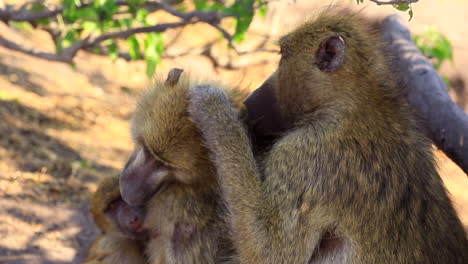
<box><xmin>211</xmin><ymin>23</ymin><xmax>239</xmax><ymax>53</ymax></box>
<box><xmin>0</xmin><ymin>35</ymin><xmax>71</xmax><ymax>62</ymax></box>
<box><xmin>86</xmin><ymin>21</ymin><xmax>192</xmax><ymax>46</ymax></box>
<box><xmin>155</xmin><ymin>1</ymin><xmax>239</xmax><ymax>52</ymax></box>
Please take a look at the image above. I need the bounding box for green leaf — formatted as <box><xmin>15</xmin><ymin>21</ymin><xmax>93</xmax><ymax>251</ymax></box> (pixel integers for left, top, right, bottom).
<box><xmin>234</xmin><ymin>14</ymin><xmax>254</xmax><ymax>42</ymax></box>
<box><xmin>136</xmin><ymin>9</ymin><xmax>149</xmax><ymax>23</ymax></box>
<box><xmin>57</xmin><ymin>30</ymin><xmax>78</xmax><ymax>52</ymax></box>
<box><xmin>144</xmin><ymin>33</ymin><xmax>164</xmax><ymax>56</ymax></box>
<box><xmin>37</xmin><ymin>18</ymin><xmax>50</xmax><ymax>25</ymax></box>
<box><xmin>156</xmin><ymin>36</ymin><xmax>165</xmax><ymax>55</ymax></box>
<box><xmin>9</xmin><ymin>21</ymin><xmax>33</xmax><ymax>31</ymax></box>
<box><xmin>98</xmin><ymin>19</ymin><xmax>120</xmax><ymax>32</ymax></box>
<box><xmin>74</xmin><ymin>7</ymin><xmax>98</xmax><ymax>20</ymax></box>
<box><xmin>120</xmin><ymin>18</ymin><xmax>133</xmax><ymax>29</ymax></box>
<box><xmin>209</xmin><ymin>2</ymin><xmax>225</xmax><ymax>11</ymax></box>
<box><xmin>93</xmin><ymin>47</ymin><xmax>102</xmax><ymax>54</ymax></box>
<box><xmin>82</xmin><ymin>21</ymin><xmax>98</xmax><ymax>32</ymax></box>
<box><xmin>143</xmin><ymin>33</ymin><xmax>165</xmax><ymax>78</ymax></box>
<box><xmin>93</xmin><ymin>0</ymin><xmax>118</xmax><ymax>20</ymax></box>
<box><xmin>127</xmin><ymin>0</ymin><xmax>144</xmax><ymax>15</ymax></box>
<box><xmin>408</xmin><ymin>9</ymin><xmax>414</xmax><ymax>21</ymax></box>
<box><xmin>103</xmin><ymin>0</ymin><xmax>117</xmax><ymax>13</ymax></box>
<box><xmin>393</xmin><ymin>3</ymin><xmax>410</xmax><ymax>11</ymax></box>
<box><xmin>258</xmin><ymin>4</ymin><xmax>268</xmax><ymax>18</ymax></box>
<box><xmin>437</xmin><ymin>35</ymin><xmax>453</xmax><ymax>62</ymax></box>
<box><xmin>129</xmin><ymin>0</ymin><xmax>145</xmax><ymax>6</ymax></box>
<box><xmin>62</xmin><ymin>0</ymin><xmax>75</xmax><ymax>9</ymax></box>
<box><xmin>414</xmin><ymin>26</ymin><xmax>454</xmax><ymax>71</ymax></box>
<box><xmin>194</xmin><ymin>0</ymin><xmax>208</xmax><ymax>10</ymax></box>
<box><xmin>95</xmin><ymin>0</ymin><xmax>106</xmax><ymax>8</ymax></box>
<box><xmin>232</xmin><ymin>0</ymin><xmax>255</xmax><ymax>43</ymax></box>
<box><xmin>127</xmin><ymin>35</ymin><xmax>141</xmax><ymax>60</ymax></box>
<box><xmin>107</xmin><ymin>41</ymin><xmax>118</xmax><ymax>61</ymax></box>
<box><xmin>145</xmin><ymin>58</ymin><xmax>158</xmax><ymax>78</ymax></box>
<box><xmin>63</xmin><ymin>0</ymin><xmax>77</xmax><ymax>22</ymax></box>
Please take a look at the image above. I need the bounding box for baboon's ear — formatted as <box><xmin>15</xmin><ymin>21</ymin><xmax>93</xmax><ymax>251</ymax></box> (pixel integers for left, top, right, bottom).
<box><xmin>165</xmin><ymin>68</ymin><xmax>184</xmax><ymax>87</ymax></box>
<box><xmin>316</xmin><ymin>33</ymin><xmax>345</xmax><ymax>72</ymax></box>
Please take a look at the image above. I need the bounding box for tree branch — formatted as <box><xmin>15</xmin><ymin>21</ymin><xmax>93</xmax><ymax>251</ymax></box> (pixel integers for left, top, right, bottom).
<box><xmin>0</xmin><ymin>34</ymin><xmax>71</xmax><ymax>62</ymax></box>
<box><xmin>0</xmin><ymin>0</ymin><xmax>230</xmax><ymax>24</ymax></box>
<box><xmin>154</xmin><ymin>1</ymin><xmax>238</xmax><ymax>52</ymax></box>
<box><xmin>381</xmin><ymin>14</ymin><xmax>468</xmax><ymax>175</ymax></box>
<box><xmin>369</xmin><ymin>0</ymin><xmax>418</xmax><ymax>6</ymax></box>
<box><xmin>0</xmin><ymin>21</ymin><xmax>195</xmax><ymax>63</ymax></box>
<box><xmin>86</xmin><ymin>21</ymin><xmax>192</xmax><ymax>46</ymax></box>
<box><xmin>0</xmin><ymin>5</ymin><xmax>62</xmax><ymax>23</ymax></box>
<box><xmin>0</xmin><ymin>1</ymin><xmax>158</xmax><ymax>23</ymax></box>
<box><xmin>0</xmin><ymin>0</ymin><xmax>237</xmax><ymax>63</ymax></box>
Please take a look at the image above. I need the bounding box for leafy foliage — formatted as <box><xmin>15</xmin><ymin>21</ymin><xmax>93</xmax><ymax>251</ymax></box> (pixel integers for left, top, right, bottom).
<box><xmin>192</xmin><ymin>0</ymin><xmax>267</xmax><ymax>44</ymax></box>
<box><xmin>7</xmin><ymin>0</ymin><xmax>268</xmax><ymax>78</ymax></box>
<box><xmin>414</xmin><ymin>27</ymin><xmax>453</xmax><ymax>71</ymax></box>
<box><xmin>414</xmin><ymin>26</ymin><xmax>453</xmax><ymax>87</ymax></box>
<box><xmin>3</xmin><ymin>0</ymin><xmax>426</xmax><ymax>78</ymax></box>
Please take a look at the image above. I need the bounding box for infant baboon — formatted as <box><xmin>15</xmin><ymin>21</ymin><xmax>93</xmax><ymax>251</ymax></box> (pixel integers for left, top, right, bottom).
<box><xmin>120</xmin><ymin>69</ymin><xmax>248</xmax><ymax>264</ymax></box>
<box><xmin>85</xmin><ymin>175</ymin><xmax>147</xmax><ymax>264</ymax></box>
<box><xmin>188</xmin><ymin>9</ymin><xmax>468</xmax><ymax>264</ymax></box>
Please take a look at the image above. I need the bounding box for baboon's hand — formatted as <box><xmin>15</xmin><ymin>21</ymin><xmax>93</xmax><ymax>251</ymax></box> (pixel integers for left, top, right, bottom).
<box><xmin>188</xmin><ymin>84</ymin><xmax>237</xmax><ymax>134</ymax></box>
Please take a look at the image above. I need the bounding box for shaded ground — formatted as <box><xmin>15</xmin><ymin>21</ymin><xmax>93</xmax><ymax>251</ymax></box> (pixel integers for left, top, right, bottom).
<box><xmin>0</xmin><ymin>1</ymin><xmax>467</xmax><ymax>263</ymax></box>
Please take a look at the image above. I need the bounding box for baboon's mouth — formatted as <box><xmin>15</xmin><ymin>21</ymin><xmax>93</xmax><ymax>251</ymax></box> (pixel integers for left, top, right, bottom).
<box><xmin>244</xmin><ymin>78</ymin><xmax>288</xmax><ymax>137</ymax></box>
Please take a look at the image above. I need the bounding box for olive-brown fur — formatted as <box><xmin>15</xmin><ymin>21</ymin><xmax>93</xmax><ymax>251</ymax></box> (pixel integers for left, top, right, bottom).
<box><xmin>188</xmin><ymin>9</ymin><xmax>468</xmax><ymax>264</ymax></box>
<box><xmin>130</xmin><ymin>73</ymin><xmax>248</xmax><ymax>264</ymax></box>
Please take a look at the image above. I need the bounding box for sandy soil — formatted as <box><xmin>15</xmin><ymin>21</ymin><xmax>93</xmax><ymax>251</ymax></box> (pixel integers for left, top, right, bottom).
<box><xmin>0</xmin><ymin>1</ymin><xmax>466</xmax><ymax>263</ymax></box>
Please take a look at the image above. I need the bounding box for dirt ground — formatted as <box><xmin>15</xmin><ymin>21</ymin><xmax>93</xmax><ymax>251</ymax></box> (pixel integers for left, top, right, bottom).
<box><xmin>0</xmin><ymin>1</ymin><xmax>467</xmax><ymax>263</ymax></box>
